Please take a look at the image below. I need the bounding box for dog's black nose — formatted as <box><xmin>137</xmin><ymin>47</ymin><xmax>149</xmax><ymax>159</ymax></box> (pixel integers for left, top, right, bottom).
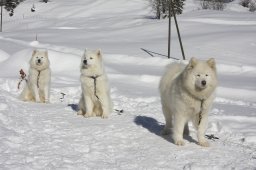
<box><xmin>38</xmin><ymin>59</ymin><xmax>41</xmax><ymax>63</ymax></box>
<box><xmin>83</xmin><ymin>59</ymin><xmax>87</xmax><ymax>65</ymax></box>
<box><xmin>202</xmin><ymin>80</ymin><xmax>206</xmax><ymax>86</ymax></box>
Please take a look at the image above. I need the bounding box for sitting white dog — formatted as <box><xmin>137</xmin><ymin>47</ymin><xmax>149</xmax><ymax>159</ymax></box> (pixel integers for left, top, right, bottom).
<box><xmin>78</xmin><ymin>49</ymin><xmax>112</xmax><ymax>118</ymax></box>
<box><xmin>20</xmin><ymin>49</ymin><xmax>51</xmax><ymax>103</ymax></box>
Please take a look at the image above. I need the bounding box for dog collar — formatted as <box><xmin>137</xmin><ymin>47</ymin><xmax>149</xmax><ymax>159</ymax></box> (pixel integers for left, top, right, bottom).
<box><xmin>86</xmin><ymin>75</ymin><xmax>102</xmax><ymax>100</ymax></box>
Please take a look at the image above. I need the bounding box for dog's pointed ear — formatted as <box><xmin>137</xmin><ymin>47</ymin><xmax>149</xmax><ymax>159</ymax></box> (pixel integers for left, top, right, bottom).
<box><xmin>207</xmin><ymin>58</ymin><xmax>216</xmax><ymax>70</ymax></box>
<box><xmin>187</xmin><ymin>57</ymin><xmax>197</xmax><ymax>69</ymax></box>
<box><xmin>96</xmin><ymin>49</ymin><xmax>102</xmax><ymax>58</ymax></box>
<box><xmin>83</xmin><ymin>48</ymin><xmax>88</xmax><ymax>56</ymax></box>
<box><xmin>45</xmin><ymin>50</ymin><xmax>48</xmax><ymax>57</ymax></box>
<box><xmin>82</xmin><ymin>48</ymin><xmax>87</xmax><ymax>58</ymax></box>
<box><xmin>32</xmin><ymin>49</ymin><xmax>38</xmax><ymax>56</ymax></box>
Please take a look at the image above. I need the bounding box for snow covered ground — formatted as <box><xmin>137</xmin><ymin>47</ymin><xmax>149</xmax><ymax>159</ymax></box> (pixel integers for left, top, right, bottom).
<box><xmin>0</xmin><ymin>0</ymin><xmax>256</xmax><ymax>169</ymax></box>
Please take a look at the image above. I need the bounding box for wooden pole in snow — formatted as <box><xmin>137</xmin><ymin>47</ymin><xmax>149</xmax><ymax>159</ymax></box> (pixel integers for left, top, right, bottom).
<box><xmin>168</xmin><ymin>1</ymin><xmax>171</xmax><ymax>59</ymax></box>
<box><xmin>170</xmin><ymin>0</ymin><xmax>186</xmax><ymax>60</ymax></box>
<box><xmin>0</xmin><ymin>0</ymin><xmax>3</xmax><ymax>32</ymax></box>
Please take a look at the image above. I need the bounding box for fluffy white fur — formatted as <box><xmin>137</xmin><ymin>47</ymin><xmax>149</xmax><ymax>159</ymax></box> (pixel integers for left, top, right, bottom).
<box><xmin>159</xmin><ymin>57</ymin><xmax>218</xmax><ymax>147</ymax></box>
<box><xmin>20</xmin><ymin>49</ymin><xmax>51</xmax><ymax>103</ymax></box>
<box><xmin>78</xmin><ymin>49</ymin><xmax>113</xmax><ymax>118</ymax></box>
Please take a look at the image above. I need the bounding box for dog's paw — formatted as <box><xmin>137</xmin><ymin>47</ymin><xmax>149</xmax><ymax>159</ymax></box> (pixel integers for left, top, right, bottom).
<box><xmin>175</xmin><ymin>140</ymin><xmax>185</xmax><ymax>146</ymax></box>
<box><xmin>198</xmin><ymin>140</ymin><xmax>210</xmax><ymax>147</ymax></box>
<box><xmin>101</xmin><ymin>114</ymin><xmax>108</xmax><ymax>119</ymax></box>
<box><xmin>35</xmin><ymin>98</ymin><xmax>41</xmax><ymax>103</ymax></box>
<box><xmin>44</xmin><ymin>100</ymin><xmax>50</xmax><ymax>104</ymax></box>
<box><xmin>84</xmin><ymin>113</ymin><xmax>93</xmax><ymax>118</ymax></box>
<box><xmin>77</xmin><ymin>110</ymin><xmax>84</xmax><ymax>116</ymax></box>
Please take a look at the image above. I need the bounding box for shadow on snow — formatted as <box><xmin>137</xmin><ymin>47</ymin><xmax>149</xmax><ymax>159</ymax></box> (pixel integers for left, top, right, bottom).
<box><xmin>134</xmin><ymin>115</ymin><xmax>197</xmax><ymax>145</ymax></box>
<box><xmin>68</xmin><ymin>104</ymin><xmax>79</xmax><ymax>112</ymax></box>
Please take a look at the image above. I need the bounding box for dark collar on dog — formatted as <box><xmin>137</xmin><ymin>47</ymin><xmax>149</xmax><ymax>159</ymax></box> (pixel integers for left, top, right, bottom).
<box><xmin>198</xmin><ymin>99</ymin><xmax>205</xmax><ymax>126</ymax></box>
<box><xmin>37</xmin><ymin>71</ymin><xmax>41</xmax><ymax>88</ymax></box>
<box><xmin>36</xmin><ymin>68</ymin><xmax>48</xmax><ymax>89</ymax></box>
<box><xmin>87</xmin><ymin>75</ymin><xmax>101</xmax><ymax>79</ymax></box>
<box><xmin>183</xmin><ymin>86</ymin><xmax>206</xmax><ymax>126</ymax></box>
<box><xmin>87</xmin><ymin>75</ymin><xmax>102</xmax><ymax>100</ymax></box>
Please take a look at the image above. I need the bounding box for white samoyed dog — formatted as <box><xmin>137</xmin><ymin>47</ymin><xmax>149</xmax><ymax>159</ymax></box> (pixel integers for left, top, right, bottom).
<box><xmin>78</xmin><ymin>49</ymin><xmax>113</xmax><ymax>118</ymax></box>
<box><xmin>20</xmin><ymin>49</ymin><xmax>51</xmax><ymax>103</ymax></box>
<box><xmin>159</xmin><ymin>57</ymin><xmax>218</xmax><ymax>147</ymax></box>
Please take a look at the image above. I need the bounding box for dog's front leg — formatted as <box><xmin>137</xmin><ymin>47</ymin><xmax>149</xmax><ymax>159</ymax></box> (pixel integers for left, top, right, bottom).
<box><xmin>197</xmin><ymin>98</ymin><xmax>213</xmax><ymax>147</ymax></box>
<box><xmin>173</xmin><ymin>113</ymin><xmax>186</xmax><ymax>146</ymax></box>
<box><xmin>44</xmin><ymin>86</ymin><xmax>49</xmax><ymax>103</ymax></box>
<box><xmin>32</xmin><ymin>85</ymin><xmax>40</xmax><ymax>102</ymax></box>
<box><xmin>84</xmin><ymin>95</ymin><xmax>93</xmax><ymax>117</ymax></box>
<box><xmin>98</xmin><ymin>93</ymin><xmax>110</xmax><ymax>119</ymax></box>
<box><xmin>197</xmin><ymin>111</ymin><xmax>209</xmax><ymax>147</ymax></box>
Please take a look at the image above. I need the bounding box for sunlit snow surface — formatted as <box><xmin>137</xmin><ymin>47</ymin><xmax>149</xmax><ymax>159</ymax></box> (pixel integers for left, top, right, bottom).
<box><xmin>0</xmin><ymin>0</ymin><xmax>255</xmax><ymax>169</ymax></box>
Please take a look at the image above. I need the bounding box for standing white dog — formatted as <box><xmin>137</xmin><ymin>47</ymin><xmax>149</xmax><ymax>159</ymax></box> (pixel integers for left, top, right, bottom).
<box><xmin>20</xmin><ymin>49</ymin><xmax>51</xmax><ymax>103</ymax></box>
<box><xmin>78</xmin><ymin>49</ymin><xmax>112</xmax><ymax>118</ymax></box>
<box><xmin>159</xmin><ymin>57</ymin><xmax>218</xmax><ymax>147</ymax></box>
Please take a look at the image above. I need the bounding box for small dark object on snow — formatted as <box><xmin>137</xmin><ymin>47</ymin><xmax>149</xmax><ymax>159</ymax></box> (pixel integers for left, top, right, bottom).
<box><xmin>205</xmin><ymin>134</ymin><xmax>219</xmax><ymax>141</ymax></box>
<box><xmin>68</xmin><ymin>104</ymin><xmax>79</xmax><ymax>112</ymax></box>
<box><xmin>60</xmin><ymin>92</ymin><xmax>66</xmax><ymax>102</ymax></box>
<box><xmin>31</xmin><ymin>4</ymin><xmax>36</xmax><ymax>12</ymax></box>
<box><xmin>115</xmin><ymin>109</ymin><xmax>124</xmax><ymax>115</ymax></box>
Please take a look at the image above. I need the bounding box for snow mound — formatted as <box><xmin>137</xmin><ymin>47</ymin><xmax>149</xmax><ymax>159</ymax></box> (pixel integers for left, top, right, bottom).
<box><xmin>0</xmin><ymin>49</ymin><xmax>81</xmax><ymax>77</ymax></box>
<box><xmin>0</xmin><ymin>49</ymin><xmax>10</xmax><ymax>62</ymax></box>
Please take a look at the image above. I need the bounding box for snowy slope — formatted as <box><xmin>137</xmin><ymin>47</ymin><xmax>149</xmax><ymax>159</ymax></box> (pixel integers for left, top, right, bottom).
<box><xmin>0</xmin><ymin>0</ymin><xmax>256</xmax><ymax>169</ymax></box>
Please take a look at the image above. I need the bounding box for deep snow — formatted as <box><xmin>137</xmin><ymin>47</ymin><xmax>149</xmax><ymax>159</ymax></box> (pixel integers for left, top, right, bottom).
<box><xmin>0</xmin><ymin>0</ymin><xmax>256</xmax><ymax>169</ymax></box>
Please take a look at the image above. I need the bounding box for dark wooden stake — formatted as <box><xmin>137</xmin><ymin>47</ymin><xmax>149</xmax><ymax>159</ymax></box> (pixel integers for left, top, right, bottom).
<box><xmin>170</xmin><ymin>0</ymin><xmax>186</xmax><ymax>60</ymax></box>
<box><xmin>1</xmin><ymin>0</ymin><xmax>3</xmax><ymax>32</ymax></box>
<box><xmin>168</xmin><ymin>1</ymin><xmax>171</xmax><ymax>59</ymax></box>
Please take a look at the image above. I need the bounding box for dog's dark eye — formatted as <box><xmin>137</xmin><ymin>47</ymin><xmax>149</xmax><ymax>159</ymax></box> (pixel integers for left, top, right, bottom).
<box><xmin>90</xmin><ymin>57</ymin><xmax>93</xmax><ymax>60</ymax></box>
<box><xmin>197</xmin><ymin>74</ymin><xmax>200</xmax><ymax>77</ymax></box>
<box><xmin>206</xmin><ymin>74</ymin><xmax>208</xmax><ymax>77</ymax></box>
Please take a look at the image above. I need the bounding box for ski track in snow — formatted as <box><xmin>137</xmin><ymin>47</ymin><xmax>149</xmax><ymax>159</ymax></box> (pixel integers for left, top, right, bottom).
<box><xmin>0</xmin><ymin>0</ymin><xmax>256</xmax><ymax>169</ymax></box>
<box><xmin>184</xmin><ymin>18</ymin><xmax>256</xmax><ymax>26</ymax></box>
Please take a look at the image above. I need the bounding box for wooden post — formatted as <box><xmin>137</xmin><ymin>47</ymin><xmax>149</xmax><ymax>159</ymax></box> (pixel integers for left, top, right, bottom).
<box><xmin>0</xmin><ymin>0</ymin><xmax>3</xmax><ymax>32</ymax></box>
<box><xmin>168</xmin><ymin>1</ymin><xmax>171</xmax><ymax>59</ymax></box>
<box><xmin>170</xmin><ymin>0</ymin><xmax>186</xmax><ymax>60</ymax></box>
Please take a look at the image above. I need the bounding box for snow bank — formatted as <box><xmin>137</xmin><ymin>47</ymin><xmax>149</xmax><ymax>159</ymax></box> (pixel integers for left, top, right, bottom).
<box><xmin>218</xmin><ymin>63</ymin><xmax>256</xmax><ymax>74</ymax></box>
<box><xmin>0</xmin><ymin>48</ymin><xmax>81</xmax><ymax>77</ymax></box>
<box><xmin>0</xmin><ymin>49</ymin><xmax>31</xmax><ymax>77</ymax></box>
<box><xmin>217</xmin><ymin>87</ymin><xmax>256</xmax><ymax>102</ymax></box>
<box><xmin>0</xmin><ymin>49</ymin><xmax>10</xmax><ymax>63</ymax></box>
